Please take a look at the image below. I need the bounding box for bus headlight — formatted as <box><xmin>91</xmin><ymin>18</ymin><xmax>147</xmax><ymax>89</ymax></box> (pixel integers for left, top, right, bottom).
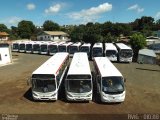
<box><xmin>51</xmin><ymin>93</ymin><xmax>56</xmax><ymax>97</ymax></box>
<box><xmin>121</xmin><ymin>92</ymin><xmax>125</xmax><ymax>97</ymax></box>
<box><xmin>87</xmin><ymin>93</ymin><xmax>92</xmax><ymax>97</ymax></box>
<box><xmin>33</xmin><ymin>92</ymin><xmax>38</xmax><ymax>96</ymax></box>
<box><xmin>67</xmin><ymin>93</ymin><xmax>73</xmax><ymax>97</ymax></box>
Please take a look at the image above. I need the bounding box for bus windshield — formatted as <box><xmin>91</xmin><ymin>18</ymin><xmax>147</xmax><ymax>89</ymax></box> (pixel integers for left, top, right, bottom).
<box><xmin>80</xmin><ymin>47</ymin><xmax>89</xmax><ymax>53</ymax></box>
<box><xmin>49</xmin><ymin>45</ymin><xmax>58</xmax><ymax>53</ymax></box>
<box><xmin>26</xmin><ymin>44</ymin><xmax>32</xmax><ymax>51</ymax></box>
<box><xmin>41</xmin><ymin>45</ymin><xmax>47</xmax><ymax>52</ymax></box>
<box><xmin>19</xmin><ymin>44</ymin><xmax>25</xmax><ymax>50</ymax></box>
<box><xmin>59</xmin><ymin>46</ymin><xmax>66</xmax><ymax>52</ymax></box>
<box><xmin>69</xmin><ymin>46</ymin><xmax>78</xmax><ymax>54</ymax></box>
<box><xmin>33</xmin><ymin>44</ymin><xmax>40</xmax><ymax>51</ymax></box>
<box><xmin>102</xmin><ymin>77</ymin><xmax>124</xmax><ymax>94</ymax></box>
<box><xmin>120</xmin><ymin>49</ymin><xmax>132</xmax><ymax>58</ymax></box>
<box><xmin>92</xmin><ymin>48</ymin><xmax>103</xmax><ymax>57</ymax></box>
<box><xmin>67</xmin><ymin>80</ymin><xmax>91</xmax><ymax>93</ymax></box>
<box><xmin>13</xmin><ymin>44</ymin><xmax>19</xmax><ymax>49</ymax></box>
<box><xmin>106</xmin><ymin>50</ymin><xmax>117</xmax><ymax>57</ymax></box>
<box><xmin>32</xmin><ymin>79</ymin><xmax>56</xmax><ymax>93</ymax></box>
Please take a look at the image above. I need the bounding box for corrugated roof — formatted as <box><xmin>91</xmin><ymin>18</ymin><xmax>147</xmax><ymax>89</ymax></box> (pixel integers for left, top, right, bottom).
<box><xmin>139</xmin><ymin>49</ymin><xmax>156</xmax><ymax>57</ymax></box>
<box><xmin>0</xmin><ymin>32</ymin><xmax>9</xmax><ymax>36</ymax></box>
<box><xmin>44</xmin><ymin>31</ymin><xmax>68</xmax><ymax>36</ymax></box>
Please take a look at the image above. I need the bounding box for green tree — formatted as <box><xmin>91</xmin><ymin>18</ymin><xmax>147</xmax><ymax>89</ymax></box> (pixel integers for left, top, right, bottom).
<box><xmin>18</xmin><ymin>20</ymin><xmax>35</xmax><ymax>39</ymax></box>
<box><xmin>103</xmin><ymin>33</ymin><xmax>117</xmax><ymax>43</ymax></box>
<box><xmin>43</xmin><ymin>20</ymin><xmax>60</xmax><ymax>31</ymax></box>
<box><xmin>155</xmin><ymin>19</ymin><xmax>160</xmax><ymax>30</ymax></box>
<box><xmin>131</xmin><ymin>16</ymin><xmax>155</xmax><ymax>36</ymax></box>
<box><xmin>10</xmin><ymin>26</ymin><xmax>20</xmax><ymax>40</ymax></box>
<box><xmin>70</xmin><ymin>25</ymin><xmax>85</xmax><ymax>42</ymax></box>
<box><xmin>0</xmin><ymin>24</ymin><xmax>9</xmax><ymax>32</ymax></box>
<box><xmin>130</xmin><ymin>33</ymin><xmax>146</xmax><ymax>60</ymax></box>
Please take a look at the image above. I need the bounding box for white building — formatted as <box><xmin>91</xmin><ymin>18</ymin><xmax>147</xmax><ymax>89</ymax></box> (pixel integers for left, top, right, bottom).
<box><xmin>0</xmin><ymin>43</ymin><xmax>12</xmax><ymax>65</ymax></box>
<box><xmin>0</xmin><ymin>32</ymin><xmax>9</xmax><ymax>41</ymax></box>
<box><xmin>37</xmin><ymin>31</ymin><xmax>69</xmax><ymax>41</ymax></box>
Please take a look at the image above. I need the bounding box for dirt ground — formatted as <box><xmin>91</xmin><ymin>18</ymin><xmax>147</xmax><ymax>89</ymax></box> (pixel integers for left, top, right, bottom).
<box><xmin>0</xmin><ymin>53</ymin><xmax>160</xmax><ymax>119</ymax></box>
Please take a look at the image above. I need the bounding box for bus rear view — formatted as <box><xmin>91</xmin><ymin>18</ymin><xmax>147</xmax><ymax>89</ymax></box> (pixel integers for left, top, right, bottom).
<box><xmin>105</xmin><ymin>43</ymin><xmax>118</xmax><ymax>62</ymax></box>
<box><xmin>19</xmin><ymin>42</ymin><xmax>26</xmax><ymax>53</ymax></box>
<box><xmin>65</xmin><ymin>52</ymin><xmax>93</xmax><ymax>101</ymax></box>
<box><xmin>92</xmin><ymin>43</ymin><xmax>103</xmax><ymax>60</ymax></box>
<box><xmin>116</xmin><ymin>43</ymin><xmax>133</xmax><ymax>63</ymax></box>
<box><xmin>58</xmin><ymin>42</ymin><xmax>72</xmax><ymax>52</ymax></box>
<box><xmin>12</xmin><ymin>42</ymin><xmax>19</xmax><ymax>52</ymax></box>
<box><xmin>80</xmin><ymin>43</ymin><xmax>91</xmax><ymax>58</ymax></box>
<box><xmin>69</xmin><ymin>42</ymin><xmax>81</xmax><ymax>57</ymax></box>
<box><xmin>33</xmin><ymin>42</ymin><xmax>40</xmax><ymax>54</ymax></box>
<box><xmin>40</xmin><ymin>42</ymin><xmax>48</xmax><ymax>55</ymax></box>
<box><xmin>26</xmin><ymin>42</ymin><xmax>33</xmax><ymax>53</ymax></box>
<box><xmin>94</xmin><ymin>57</ymin><xmax>126</xmax><ymax>103</ymax></box>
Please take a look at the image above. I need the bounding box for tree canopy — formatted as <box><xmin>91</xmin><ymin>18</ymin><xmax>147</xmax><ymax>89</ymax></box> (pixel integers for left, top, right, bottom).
<box><xmin>0</xmin><ymin>24</ymin><xmax>9</xmax><ymax>33</ymax></box>
<box><xmin>130</xmin><ymin>33</ymin><xmax>146</xmax><ymax>60</ymax></box>
<box><xmin>18</xmin><ymin>20</ymin><xmax>36</xmax><ymax>39</ymax></box>
<box><xmin>43</xmin><ymin>20</ymin><xmax>60</xmax><ymax>31</ymax></box>
<box><xmin>0</xmin><ymin>16</ymin><xmax>160</xmax><ymax>41</ymax></box>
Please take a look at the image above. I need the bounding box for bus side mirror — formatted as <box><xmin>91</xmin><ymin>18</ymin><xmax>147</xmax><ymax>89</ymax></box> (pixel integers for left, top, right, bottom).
<box><xmin>27</xmin><ymin>77</ymin><xmax>31</xmax><ymax>86</ymax></box>
<box><xmin>124</xmin><ymin>78</ymin><xmax>126</xmax><ymax>82</ymax></box>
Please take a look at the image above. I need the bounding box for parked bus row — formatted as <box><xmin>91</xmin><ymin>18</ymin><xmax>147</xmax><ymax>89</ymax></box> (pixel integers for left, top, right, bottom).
<box><xmin>12</xmin><ymin>41</ymin><xmax>133</xmax><ymax>62</ymax></box>
<box><xmin>28</xmin><ymin>52</ymin><xmax>126</xmax><ymax>103</ymax></box>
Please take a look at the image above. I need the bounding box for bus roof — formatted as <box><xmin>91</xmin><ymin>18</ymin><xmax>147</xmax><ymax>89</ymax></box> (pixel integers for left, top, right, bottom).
<box><xmin>116</xmin><ymin>43</ymin><xmax>132</xmax><ymax>50</ymax></box>
<box><xmin>70</xmin><ymin>42</ymin><xmax>81</xmax><ymax>47</ymax></box>
<box><xmin>81</xmin><ymin>43</ymin><xmax>91</xmax><ymax>47</ymax></box>
<box><xmin>59</xmin><ymin>42</ymin><xmax>73</xmax><ymax>46</ymax></box>
<box><xmin>67</xmin><ymin>52</ymin><xmax>91</xmax><ymax>76</ymax></box>
<box><xmin>32</xmin><ymin>52</ymin><xmax>69</xmax><ymax>75</ymax></box>
<box><xmin>93</xmin><ymin>43</ymin><xmax>103</xmax><ymax>48</ymax></box>
<box><xmin>94</xmin><ymin>57</ymin><xmax>123</xmax><ymax>77</ymax></box>
<box><xmin>50</xmin><ymin>41</ymin><xmax>65</xmax><ymax>46</ymax></box>
<box><xmin>105</xmin><ymin>43</ymin><xmax>118</xmax><ymax>51</ymax></box>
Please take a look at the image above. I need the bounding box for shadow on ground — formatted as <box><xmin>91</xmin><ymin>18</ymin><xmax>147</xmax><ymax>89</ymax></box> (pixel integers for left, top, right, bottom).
<box><xmin>136</xmin><ymin>68</ymin><xmax>160</xmax><ymax>72</ymax></box>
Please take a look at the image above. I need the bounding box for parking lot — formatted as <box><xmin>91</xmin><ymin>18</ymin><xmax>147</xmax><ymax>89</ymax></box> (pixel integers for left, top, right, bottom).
<box><xmin>0</xmin><ymin>53</ymin><xmax>160</xmax><ymax>118</ymax></box>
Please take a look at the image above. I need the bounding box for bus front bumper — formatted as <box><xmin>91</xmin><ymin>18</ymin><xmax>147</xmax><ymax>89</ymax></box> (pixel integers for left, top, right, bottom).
<box><xmin>66</xmin><ymin>93</ymin><xmax>92</xmax><ymax>101</ymax></box>
<box><xmin>107</xmin><ymin>57</ymin><xmax>117</xmax><ymax>62</ymax></box>
<box><xmin>120</xmin><ymin>58</ymin><xmax>132</xmax><ymax>62</ymax></box>
<box><xmin>32</xmin><ymin>92</ymin><xmax>57</xmax><ymax>101</ymax></box>
<box><xmin>101</xmin><ymin>92</ymin><xmax>125</xmax><ymax>103</ymax></box>
<box><xmin>40</xmin><ymin>52</ymin><xmax>48</xmax><ymax>55</ymax></box>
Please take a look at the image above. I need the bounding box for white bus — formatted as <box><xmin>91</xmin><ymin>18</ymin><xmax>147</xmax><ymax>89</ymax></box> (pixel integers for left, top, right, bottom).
<box><xmin>12</xmin><ymin>42</ymin><xmax>19</xmax><ymax>52</ymax></box>
<box><xmin>32</xmin><ymin>42</ymin><xmax>41</xmax><ymax>54</ymax></box>
<box><xmin>80</xmin><ymin>43</ymin><xmax>91</xmax><ymax>58</ymax></box>
<box><xmin>19</xmin><ymin>42</ymin><xmax>26</xmax><ymax>53</ymax></box>
<box><xmin>92</xmin><ymin>43</ymin><xmax>103</xmax><ymax>59</ymax></box>
<box><xmin>65</xmin><ymin>52</ymin><xmax>93</xmax><ymax>101</ymax></box>
<box><xmin>40</xmin><ymin>42</ymin><xmax>49</xmax><ymax>55</ymax></box>
<box><xmin>48</xmin><ymin>41</ymin><xmax>65</xmax><ymax>55</ymax></box>
<box><xmin>115</xmin><ymin>43</ymin><xmax>133</xmax><ymax>62</ymax></box>
<box><xmin>93</xmin><ymin>57</ymin><xmax>126</xmax><ymax>103</ymax></box>
<box><xmin>29</xmin><ymin>52</ymin><xmax>69</xmax><ymax>100</ymax></box>
<box><xmin>26</xmin><ymin>41</ymin><xmax>33</xmax><ymax>53</ymax></box>
<box><xmin>69</xmin><ymin>42</ymin><xmax>81</xmax><ymax>57</ymax></box>
<box><xmin>105</xmin><ymin>43</ymin><xmax>118</xmax><ymax>62</ymax></box>
<box><xmin>58</xmin><ymin>42</ymin><xmax>72</xmax><ymax>52</ymax></box>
